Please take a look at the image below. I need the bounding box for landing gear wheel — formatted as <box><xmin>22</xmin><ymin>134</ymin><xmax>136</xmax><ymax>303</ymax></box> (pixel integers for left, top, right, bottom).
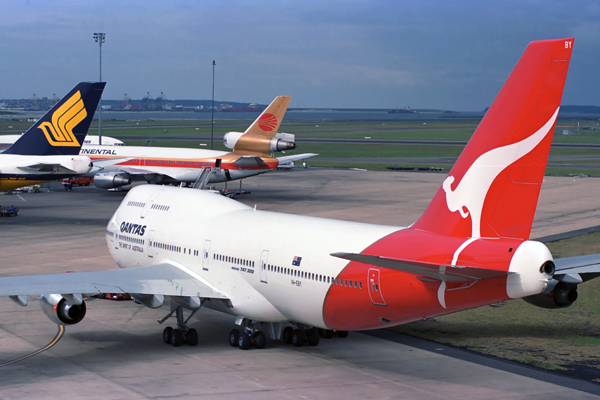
<box><xmin>307</xmin><ymin>328</ymin><xmax>320</xmax><ymax>346</ymax></box>
<box><xmin>292</xmin><ymin>330</ymin><xmax>305</xmax><ymax>347</ymax></box>
<box><xmin>282</xmin><ymin>327</ymin><xmax>294</xmax><ymax>344</ymax></box>
<box><xmin>229</xmin><ymin>329</ymin><xmax>240</xmax><ymax>347</ymax></box>
<box><xmin>319</xmin><ymin>329</ymin><xmax>334</xmax><ymax>339</ymax></box>
<box><xmin>238</xmin><ymin>332</ymin><xmax>251</xmax><ymax>350</ymax></box>
<box><xmin>185</xmin><ymin>328</ymin><xmax>198</xmax><ymax>346</ymax></box>
<box><xmin>336</xmin><ymin>330</ymin><xmax>349</xmax><ymax>338</ymax></box>
<box><xmin>163</xmin><ymin>326</ymin><xmax>173</xmax><ymax>344</ymax></box>
<box><xmin>255</xmin><ymin>331</ymin><xmax>266</xmax><ymax>349</ymax></box>
<box><xmin>171</xmin><ymin>329</ymin><xmax>183</xmax><ymax>347</ymax></box>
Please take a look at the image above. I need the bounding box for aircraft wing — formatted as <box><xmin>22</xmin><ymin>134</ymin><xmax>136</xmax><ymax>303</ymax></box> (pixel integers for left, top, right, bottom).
<box><xmin>0</xmin><ymin>261</ymin><xmax>227</xmax><ymax>299</ymax></box>
<box><xmin>553</xmin><ymin>253</ymin><xmax>600</xmax><ymax>283</ymax></box>
<box><xmin>277</xmin><ymin>153</ymin><xmax>319</xmax><ymax>165</ymax></box>
<box><xmin>331</xmin><ymin>252</ymin><xmax>511</xmax><ymax>282</ymax></box>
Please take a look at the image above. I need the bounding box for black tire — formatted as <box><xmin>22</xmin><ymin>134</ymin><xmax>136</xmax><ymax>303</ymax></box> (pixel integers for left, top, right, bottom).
<box><xmin>292</xmin><ymin>330</ymin><xmax>305</xmax><ymax>347</ymax></box>
<box><xmin>336</xmin><ymin>330</ymin><xmax>349</xmax><ymax>338</ymax></box>
<box><xmin>63</xmin><ymin>185</ymin><xmax>69</xmax><ymax>191</ymax></box>
<box><xmin>322</xmin><ymin>329</ymin><xmax>335</xmax><ymax>339</ymax></box>
<box><xmin>171</xmin><ymin>329</ymin><xmax>183</xmax><ymax>347</ymax></box>
<box><xmin>229</xmin><ymin>329</ymin><xmax>240</xmax><ymax>347</ymax></box>
<box><xmin>255</xmin><ymin>331</ymin><xmax>266</xmax><ymax>349</ymax></box>
<box><xmin>163</xmin><ymin>326</ymin><xmax>173</xmax><ymax>344</ymax></box>
<box><xmin>282</xmin><ymin>327</ymin><xmax>294</xmax><ymax>344</ymax></box>
<box><xmin>85</xmin><ymin>182</ymin><xmax>90</xmax><ymax>186</ymax></box>
<box><xmin>307</xmin><ymin>328</ymin><xmax>320</xmax><ymax>346</ymax></box>
<box><xmin>185</xmin><ymin>328</ymin><xmax>198</xmax><ymax>346</ymax></box>
<box><xmin>238</xmin><ymin>332</ymin><xmax>251</xmax><ymax>350</ymax></box>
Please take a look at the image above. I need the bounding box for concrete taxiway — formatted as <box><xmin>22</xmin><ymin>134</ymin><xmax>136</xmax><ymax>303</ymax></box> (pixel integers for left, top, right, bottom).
<box><xmin>0</xmin><ymin>169</ymin><xmax>599</xmax><ymax>399</ymax></box>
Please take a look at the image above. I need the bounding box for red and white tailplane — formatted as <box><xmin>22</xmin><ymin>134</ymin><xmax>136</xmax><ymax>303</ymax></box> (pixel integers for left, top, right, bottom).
<box><xmin>414</xmin><ymin>39</ymin><xmax>574</xmax><ymax>239</ymax></box>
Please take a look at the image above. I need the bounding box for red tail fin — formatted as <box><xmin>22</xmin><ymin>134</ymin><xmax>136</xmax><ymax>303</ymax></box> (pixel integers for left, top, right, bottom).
<box><xmin>413</xmin><ymin>39</ymin><xmax>574</xmax><ymax>239</ymax></box>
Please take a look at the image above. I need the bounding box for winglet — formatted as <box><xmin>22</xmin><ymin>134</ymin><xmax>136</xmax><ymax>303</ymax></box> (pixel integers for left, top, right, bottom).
<box><xmin>4</xmin><ymin>82</ymin><xmax>106</xmax><ymax>156</ymax></box>
<box><xmin>413</xmin><ymin>39</ymin><xmax>574</xmax><ymax>240</ymax></box>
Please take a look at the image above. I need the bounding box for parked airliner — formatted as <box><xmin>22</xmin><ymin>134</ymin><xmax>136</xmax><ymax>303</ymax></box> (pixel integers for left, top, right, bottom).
<box><xmin>1</xmin><ymin>39</ymin><xmax>597</xmax><ymax>351</ymax></box>
<box><xmin>85</xmin><ymin>96</ymin><xmax>317</xmax><ymax>190</ymax></box>
<box><xmin>0</xmin><ymin>82</ymin><xmax>105</xmax><ymax>191</ymax></box>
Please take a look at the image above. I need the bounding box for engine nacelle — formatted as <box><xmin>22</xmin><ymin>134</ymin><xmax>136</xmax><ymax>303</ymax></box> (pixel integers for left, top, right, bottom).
<box><xmin>523</xmin><ymin>279</ymin><xmax>579</xmax><ymax>309</ymax></box>
<box><xmin>94</xmin><ymin>172</ymin><xmax>132</xmax><ymax>189</ymax></box>
<box><xmin>40</xmin><ymin>294</ymin><xmax>87</xmax><ymax>325</ymax></box>
<box><xmin>223</xmin><ymin>132</ymin><xmax>296</xmax><ymax>153</ymax></box>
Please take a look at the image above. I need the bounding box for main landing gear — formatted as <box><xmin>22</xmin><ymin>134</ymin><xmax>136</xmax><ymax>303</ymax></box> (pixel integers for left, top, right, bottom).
<box><xmin>281</xmin><ymin>326</ymin><xmax>349</xmax><ymax>347</ymax></box>
<box><xmin>229</xmin><ymin>320</ymin><xmax>266</xmax><ymax>350</ymax></box>
<box><xmin>160</xmin><ymin>306</ymin><xmax>199</xmax><ymax>347</ymax></box>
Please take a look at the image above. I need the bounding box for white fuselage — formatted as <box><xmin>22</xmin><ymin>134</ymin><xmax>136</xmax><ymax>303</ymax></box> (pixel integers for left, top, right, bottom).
<box><xmin>106</xmin><ymin>185</ymin><xmax>398</xmax><ymax>328</ymax></box>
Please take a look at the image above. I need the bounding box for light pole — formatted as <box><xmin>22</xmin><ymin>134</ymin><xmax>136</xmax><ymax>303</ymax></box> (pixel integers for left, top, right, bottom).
<box><xmin>211</xmin><ymin>60</ymin><xmax>216</xmax><ymax>150</ymax></box>
<box><xmin>93</xmin><ymin>32</ymin><xmax>105</xmax><ymax>145</ymax></box>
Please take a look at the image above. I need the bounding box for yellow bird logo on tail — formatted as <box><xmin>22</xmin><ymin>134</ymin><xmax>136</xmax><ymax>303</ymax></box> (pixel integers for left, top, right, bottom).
<box><xmin>38</xmin><ymin>90</ymin><xmax>87</xmax><ymax>147</ymax></box>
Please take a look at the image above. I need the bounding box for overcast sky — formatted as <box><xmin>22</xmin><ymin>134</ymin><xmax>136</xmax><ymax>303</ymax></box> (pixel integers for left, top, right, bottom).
<box><xmin>1</xmin><ymin>0</ymin><xmax>599</xmax><ymax>110</ymax></box>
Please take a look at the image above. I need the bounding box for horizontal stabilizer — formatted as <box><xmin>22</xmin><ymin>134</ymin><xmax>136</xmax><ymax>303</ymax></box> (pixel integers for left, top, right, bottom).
<box><xmin>331</xmin><ymin>252</ymin><xmax>511</xmax><ymax>282</ymax></box>
<box><xmin>554</xmin><ymin>253</ymin><xmax>600</xmax><ymax>282</ymax></box>
<box><xmin>17</xmin><ymin>163</ymin><xmax>77</xmax><ymax>174</ymax></box>
<box><xmin>277</xmin><ymin>153</ymin><xmax>319</xmax><ymax>165</ymax></box>
<box><xmin>0</xmin><ymin>262</ymin><xmax>228</xmax><ymax>299</ymax></box>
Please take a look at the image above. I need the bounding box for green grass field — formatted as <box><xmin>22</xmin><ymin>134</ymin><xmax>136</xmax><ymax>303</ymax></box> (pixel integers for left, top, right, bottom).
<box><xmin>3</xmin><ymin>118</ymin><xmax>600</xmax><ymax>176</ymax></box>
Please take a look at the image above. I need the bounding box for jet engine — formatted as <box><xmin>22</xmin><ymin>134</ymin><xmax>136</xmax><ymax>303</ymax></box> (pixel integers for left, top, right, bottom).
<box><xmin>94</xmin><ymin>172</ymin><xmax>132</xmax><ymax>189</ymax></box>
<box><xmin>523</xmin><ymin>278</ymin><xmax>579</xmax><ymax>309</ymax></box>
<box><xmin>40</xmin><ymin>294</ymin><xmax>87</xmax><ymax>325</ymax></box>
<box><xmin>223</xmin><ymin>132</ymin><xmax>296</xmax><ymax>153</ymax></box>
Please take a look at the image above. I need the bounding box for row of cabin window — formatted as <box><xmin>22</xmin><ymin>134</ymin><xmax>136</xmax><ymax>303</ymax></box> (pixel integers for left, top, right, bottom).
<box><xmin>127</xmin><ymin>201</ymin><xmax>145</xmax><ymax>208</ymax></box>
<box><xmin>153</xmin><ymin>241</ymin><xmax>181</xmax><ymax>253</ymax></box>
<box><xmin>147</xmin><ymin>159</ymin><xmax>212</xmax><ymax>166</ymax></box>
<box><xmin>151</xmin><ymin>204</ymin><xmax>170</xmax><ymax>211</ymax></box>
<box><xmin>118</xmin><ymin>234</ymin><xmax>145</xmax><ymax>245</ymax></box>
<box><xmin>214</xmin><ymin>253</ymin><xmax>254</xmax><ymax>268</ymax></box>
<box><xmin>266</xmin><ymin>263</ymin><xmax>362</xmax><ymax>289</ymax></box>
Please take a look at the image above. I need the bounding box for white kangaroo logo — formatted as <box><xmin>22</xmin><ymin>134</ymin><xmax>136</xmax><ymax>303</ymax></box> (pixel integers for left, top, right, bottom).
<box><xmin>443</xmin><ymin>107</ymin><xmax>559</xmax><ymax>238</ymax></box>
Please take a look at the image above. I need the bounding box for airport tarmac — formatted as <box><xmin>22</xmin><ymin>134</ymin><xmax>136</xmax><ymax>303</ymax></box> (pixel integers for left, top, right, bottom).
<box><xmin>0</xmin><ymin>169</ymin><xmax>599</xmax><ymax>399</ymax></box>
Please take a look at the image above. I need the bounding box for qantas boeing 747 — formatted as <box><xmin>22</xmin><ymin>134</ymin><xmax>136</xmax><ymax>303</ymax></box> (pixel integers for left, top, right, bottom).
<box><xmin>1</xmin><ymin>39</ymin><xmax>598</xmax><ymax>350</ymax></box>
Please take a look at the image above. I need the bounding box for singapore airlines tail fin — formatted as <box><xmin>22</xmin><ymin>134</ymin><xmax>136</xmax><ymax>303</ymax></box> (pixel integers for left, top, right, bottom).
<box><xmin>413</xmin><ymin>39</ymin><xmax>573</xmax><ymax>240</ymax></box>
<box><xmin>244</xmin><ymin>96</ymin><xmax>292</xmax><ymax>137</ymax></box>
<box><xmin>4</xmin><ymin>82</ymin><xmax>106</xmax><ymax>156</ymax></box>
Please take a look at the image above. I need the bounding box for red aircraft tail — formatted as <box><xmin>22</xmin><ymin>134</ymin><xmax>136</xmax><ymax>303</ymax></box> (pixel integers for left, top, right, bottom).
<box><xmin>413</xmin><ymin>39</ymin><xmax>574</xmax><ymax>240</ymax></box>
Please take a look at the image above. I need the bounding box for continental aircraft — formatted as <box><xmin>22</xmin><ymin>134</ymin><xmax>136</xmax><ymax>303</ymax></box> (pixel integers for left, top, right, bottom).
<box><xmin>0</xmin><ymin>82</ymin><xmax>105</xmax><ymax>191</ymax></box>
<box><xmin>1</xmin><ymin>39</ymin><xmax>598</xmax><ymax>350</ymax></box>
<box><xmin>85</xmin><ymin>96</ymin><xmax>317</xmax><ymax>190</ymax></box>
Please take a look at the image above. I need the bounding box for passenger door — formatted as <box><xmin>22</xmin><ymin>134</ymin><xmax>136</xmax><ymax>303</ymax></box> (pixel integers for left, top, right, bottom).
<box><xmin>368</xmin><ymin>268</ymin><xmax>386</xmax><ymax>306</ymax></box>
<box><xmin>202</xmin><ymin>240</ymin><xmax>211</xmax><ymax>271</ymax></box>
<box><xmin>259</xmin><ymin>250</ymin><xmax>269</xmax><ymax>284</ymax></box>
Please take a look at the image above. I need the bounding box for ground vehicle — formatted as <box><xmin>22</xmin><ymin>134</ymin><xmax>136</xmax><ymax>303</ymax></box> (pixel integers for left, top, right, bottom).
<box><xmin>0</xmin><ymin>205</ymin><xmax>19</xmax><ymax>217</ymax></box>
<box><xmin>62</xmin><ymin>177</ymin><xmax>93</xmax><ymax>191</ymax></box>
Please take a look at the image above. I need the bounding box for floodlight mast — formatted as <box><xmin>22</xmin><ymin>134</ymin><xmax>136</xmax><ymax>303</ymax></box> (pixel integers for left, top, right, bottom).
<box><xmin>93</xmin><ymin>33</ymin><xmax>105</xmax><ymax>145</ymax></box>
<box><xmin>211</xmin><ymin>60</ymin><xmax>216</xmax><ymax>150</ymax></box>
